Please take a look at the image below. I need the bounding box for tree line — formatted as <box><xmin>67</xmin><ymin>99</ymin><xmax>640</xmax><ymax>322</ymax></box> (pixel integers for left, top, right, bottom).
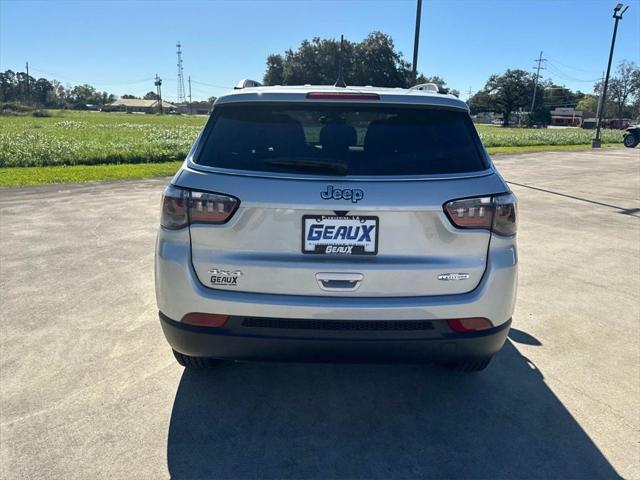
<box><xmin>0</xmin><ymin>70</ymin><xmax>215</xmax><ymax>111</ymax></box>
<box><xmin>0</xmin><ymin>70</ymin><xmax>118</xmax><ymax>109</ymax></box>
<box><xmin>3</xmin><ymin>31</ymin><xmax>639</xmax><ymax>123</ymax></box>
<box><xmin>264</xmin><ymin>31</ymin><xmax>459</xmax><ymax>96</ymax></box>
<box><xmin>264</xmin><ymin>32</ymin><xmax>640</xmax><ymax>126</ymax></box>
<box><xmin>469</xmin><ymin>61</ymin><xmax>640</xmax><ymax>126</ymax></box>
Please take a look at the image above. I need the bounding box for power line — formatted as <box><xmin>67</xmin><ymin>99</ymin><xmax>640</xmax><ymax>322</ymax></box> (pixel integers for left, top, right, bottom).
<box><xmin>29</xmin><ymin>66</ymin><xmax>154</xmax><ymax>86</ymax></box>
<box><xmin>190</xmin><ymin>79</ymin><xmax>234</xmax><ymax>90</ymax></box>
<box><xmin>545</xmin><ymin>56</ymin><xmax>600</xmax><ymax>75</ymax></box>
<box><xmin>24</xmin><ymin>63</ymin><xmax>231</xmax><ymax>98</ymax></box>
<box><xmin>546</xmin><ymin>61</ymin><xmax>601</xmax><ymax>83</ymax></box>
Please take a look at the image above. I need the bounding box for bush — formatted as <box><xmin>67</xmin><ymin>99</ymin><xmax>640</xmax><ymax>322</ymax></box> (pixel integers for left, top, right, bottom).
<box><xmin>32</xmin><ymin>109</ymin><xmax>52</xmax><ymax>118</ymax></box>
<box><xmin>1</xmin><ymin>102</ymin><xmax>34</xmax><ymax>116</ymax></box>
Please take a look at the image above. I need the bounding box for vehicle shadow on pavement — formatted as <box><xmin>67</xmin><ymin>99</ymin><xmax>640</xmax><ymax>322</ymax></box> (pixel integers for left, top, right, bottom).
<box><xmin>166</xmin><ymin>339</ymin><xmax>617</xmax><ymax>479</ymax></box>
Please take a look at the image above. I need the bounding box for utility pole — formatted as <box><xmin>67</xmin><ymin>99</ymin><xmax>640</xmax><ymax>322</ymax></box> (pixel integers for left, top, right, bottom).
<box><xmin>154</xmin><ymin>74</ymin><xmax>163</xmax><ymax>114</ymax></box>
<box><xmin>25</xmin><ymin>61</ymin><xmax>31</xmax><ymax>104</ymax></box>
<box><xmin>411</xmin><ymin>0</ymin><xmax>423</xmax><ymax>83</ymax></box>
<box><xmin>530</xmin><ymin>51</ymin><xmax>546</xmax><ymax>113</ymax></box>
<box><xmin>593</xmin><ymin>3</ymin><xmax>628</xmax><ymax>148</ymax></box>
<box><xmin>188</xmin><ymin>76</ymin><xmax>192</xmax><ymax>115</ymax></box>
<box><xmin>467</xmin><ymin>86</ymin><xmax>473</xmax><ymax>101</ymax></box>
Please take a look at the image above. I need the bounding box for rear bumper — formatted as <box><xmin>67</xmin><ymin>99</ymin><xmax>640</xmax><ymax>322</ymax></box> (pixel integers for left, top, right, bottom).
<box><xmin>155</xmin><ymin>229</ymin><xmax>518</xmax><ymax>325</ymax></box>
<box><xmin>160</xmin><ymin>312</ymin><xmax>511</xmax><ymax>363</ymax></box>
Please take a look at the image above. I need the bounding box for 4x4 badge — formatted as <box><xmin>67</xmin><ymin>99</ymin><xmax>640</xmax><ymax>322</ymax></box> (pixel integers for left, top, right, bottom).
<box><xmin>208</xmin><ymin>268</ymin><xmax>242</xmax><ymax>286</ymax></box>
<box><xmin>321</xmin><ymin>185</ymin><xmax>364</xmax><ymax>203</ymax></box>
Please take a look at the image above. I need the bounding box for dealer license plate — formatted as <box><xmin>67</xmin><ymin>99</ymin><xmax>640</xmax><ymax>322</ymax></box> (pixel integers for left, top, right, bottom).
<box><xmin>302</xmin><ymin>215</ymin><xmax>378</xmax><ymax>255</ymax></box>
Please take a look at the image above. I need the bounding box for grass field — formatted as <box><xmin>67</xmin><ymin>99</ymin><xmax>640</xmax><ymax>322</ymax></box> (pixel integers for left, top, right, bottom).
<box><xmin>0</xmin><ymin>110</ymin><xmax>626</xmax><ymax>187</ymax></box>
<box><xmin>476</xmin><ymin>124</ymin><xmax>623</xmax><ymax>147</ymax></box>
<box><xmin>0</xmin><ymin>111</ymin><xmax>205</xmax><ymax>168</ymax></box>
<box><xmin>0</xmin><ymin>162</ymin><xmax>183</xmax><ymax>188</ymax></box>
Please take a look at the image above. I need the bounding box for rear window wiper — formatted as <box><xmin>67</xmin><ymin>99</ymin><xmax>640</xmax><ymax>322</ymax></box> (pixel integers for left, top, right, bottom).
<box><xmin>263</xmin><ymin>158</ymin><xmax>348</xmax><ymax>175</ymax></box>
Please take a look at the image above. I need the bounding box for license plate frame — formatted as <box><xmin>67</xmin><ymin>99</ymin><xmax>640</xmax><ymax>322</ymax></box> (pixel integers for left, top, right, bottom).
<box><xmin>301</xmin><ymin>215</ymin><xmax>379</xmax><ymax>255</ymax></box>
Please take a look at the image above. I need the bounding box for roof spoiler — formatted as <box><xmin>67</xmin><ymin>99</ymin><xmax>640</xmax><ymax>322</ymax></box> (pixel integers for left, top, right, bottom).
<box><xmin>234</xmin><ymin>79</ymin><xmax>263</xmax><ymax>90</ymax></box>
<box><xmin>408</xmin><ymin>83</ymin><xmax>440</xmax><ymax>93</ymax></box>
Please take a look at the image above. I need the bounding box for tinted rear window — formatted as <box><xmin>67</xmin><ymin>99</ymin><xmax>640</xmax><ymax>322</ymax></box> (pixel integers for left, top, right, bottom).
<box><xmin>195</xmin><ymin>103</ymin><xmax>487</xmax><ymax>176</ymax></box>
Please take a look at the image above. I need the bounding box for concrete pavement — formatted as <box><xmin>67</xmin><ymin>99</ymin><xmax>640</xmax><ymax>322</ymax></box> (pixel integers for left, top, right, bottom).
<box><xmin>1</xmin><ymin>148</ymin><xmax>638</xmax><ymax>479</ymax></box>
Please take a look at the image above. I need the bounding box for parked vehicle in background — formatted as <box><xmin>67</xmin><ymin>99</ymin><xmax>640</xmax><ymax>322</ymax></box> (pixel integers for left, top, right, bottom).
<box><xmin>155</xmin><ymin>81</ymin><xmax>518</xmax><ymax>372</ymax></box>
<box><xmin>623</xmin><ymin>125</ymin><xmax>640</xmax><ymax>148</ymax></box>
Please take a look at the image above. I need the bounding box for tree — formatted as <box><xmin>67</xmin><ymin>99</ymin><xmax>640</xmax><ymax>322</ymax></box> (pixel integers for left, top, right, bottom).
<box><xmin>15</xmin><ymin>71</ymin><xmax>36</xmax><ymax>103</ymax></box>
<box><xmin>263</xmin><ymin>54</ymin><xmax>284</xmax><ymax>85</ymax></box>
<box><xmin>32</xmin><ymin>78</ymin><xmax>53</xmax><ymax>105</ymax></box>
<box><xmin>527</xmin><ymin>102</ymin><xmax>551</xmax><ymax>126</ymax></box>
<box><xmin>416</xmin><ymin>75</ymin><xmax>459</xmax><ymax>96</ymax></box>
<box><xmin>262</xmin><ymin>32</ymin><xmax>454</xmax><ymax>91</ymax></box>
<box><xmin>274</xmin><ymin>36</ymin><xmax>355</xmax><ymax>86</ymax></box>
<box><xmin>543</xmin><ymin>84</ymin><xmax>582</xmax><ymax>108</ymax></box>
<box><xmin>576</xmin><ymin>94</ymin><xmax>599</xmax><ymax>114</ymax></box>
<box><xmin>68</xmin><ymin>84</ymin><xmax>99</xmax><ymax>108</ymax></box>
<box><xmin>598</xmin><ymin>61</ymin><xmax>640</xmax><ymax>119</ymax></box>
<box><xmin>350</xmin><ymin>32</ymin><xmax>409</xmax><ymax>87</ymax></box>
<box><xmin>469</xmin><ymin>69</ymin><xmax>535</xmax><ymax>126</ymax></box>
<box><xmin>121</xmin><ymin>94</ymin><xmax>139</xmax><ymax>99</ymax></box>
<box><xmin>143</xmin><ymin>91</ymin><xmax>159</xmax><ymax>100</ymax></box>
<box><xmin>467</xmin><ymin>89</ymin><xmax>493</xmax><ymax>115</ymax></box>
<box><xmin>0</xmin><ymin>69</ymin><xmax>116</xmax><ymax>109</ymax></box>
<box><xmin>0</xmin><ymin>70</ymin><xmax>16</xmax><ymax>102</ymax></box>
<box><xmin>50</xmin><ymin>80</ymin><xmax>67</xmax><ymax>108</ymax></box>
<box><xmin>632</xmin><ymin>96</ymin><xmax>640</xmax><ymax>122</ymax></box>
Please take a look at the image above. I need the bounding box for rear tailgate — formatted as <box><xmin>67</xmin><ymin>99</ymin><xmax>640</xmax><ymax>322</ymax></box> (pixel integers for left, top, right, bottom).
<box><xmin>179</xmin><ymin>169</ymin><xmax>506</xmax><ymax>297</ymax></box>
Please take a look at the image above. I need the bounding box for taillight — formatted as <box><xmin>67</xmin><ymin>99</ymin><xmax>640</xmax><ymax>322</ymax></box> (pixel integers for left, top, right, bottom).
<box><xmin>443</xmin><ymin>196</ymin><xmax>493</xmax><ymax>229</ymax></box>
<box><xmin>160</xmin><ymin>184</ymin><xmax>189</xmax><ymax>229</ymax></box>
<box><xmin>305</xmin><ymin>92</ymin><xmax>380</xmax><ymax>100</ymax></box>
<box><xmin>447</xmin><ymin>317</ymin><xmax>493</xmax><ymax>333</ymax></box>
<box><xmin>189</xmin><ymin>191</ymin><xmax>239</xmax><ymax>224</ymax></box>
<box><xmin>492</xmin><ymin>193</ymin><xmax>517</xmax><ymax>236</ymax></box>
<box><xmin>443</xmin><ymin>193</ymin><xmax>517</xmax><ymax>236</ymax></box>
<box><xmin>160</xmin><ymin>185</ymin><xmax>239</xmax><ymax>229</ymax></box>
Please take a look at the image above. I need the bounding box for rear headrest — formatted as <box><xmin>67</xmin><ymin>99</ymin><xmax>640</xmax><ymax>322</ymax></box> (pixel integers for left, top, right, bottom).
<box><xmin>364</xmin><ymin>119</ymin><xmax>402</xmax><ymax>154</ymax></box>
<box><xmin>319</xmin><ymin>122</ymin><xmax>357</xmax><ymax>157</ymax></box>
<box><xmin>258</xmin><ymin>114</ymin><xmax>306</xmax><ymax>155</ymax></box>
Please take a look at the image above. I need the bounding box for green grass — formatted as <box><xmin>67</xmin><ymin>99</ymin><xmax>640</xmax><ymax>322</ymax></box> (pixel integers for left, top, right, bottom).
<box><xmin>486</xmin><ymin>143</ymin><xmax>620</xmax><ymax>155</ymax></box>
<box><xmin>0</xmin><ymin>161</ymin><xmax>183</xmax><ymax>188</ymax></box>
<box><xmin>0</xmin><ymin>110</ymin><xmax>206</xmax><ymax>168</ymax></box>
<box><xmin>475</xmin><ymin>124</ymin><xmax>624</xmax><ymax>147</ymax></box>
<box><xmin>0</xmin><ymin>110</ymin><xmax>628</xmax><ymax>187</ymax></box>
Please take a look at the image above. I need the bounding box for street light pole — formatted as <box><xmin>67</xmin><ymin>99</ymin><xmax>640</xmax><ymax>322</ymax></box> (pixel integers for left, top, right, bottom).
<box><xmin>593</xmin><ymin>3</ymin><xmax>628</xmax><ymax>148</ymax></box>
<box><xmin>411</xmin><ymin>0</ymin><xmax>422</xmax><ymax>83</ymax></box>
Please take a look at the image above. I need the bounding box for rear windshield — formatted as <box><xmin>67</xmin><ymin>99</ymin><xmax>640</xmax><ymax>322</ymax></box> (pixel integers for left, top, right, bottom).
<box><xmin>195</xmin><ymin>103</ymin><xmax>487</xmax><ymax>176</ymax></box>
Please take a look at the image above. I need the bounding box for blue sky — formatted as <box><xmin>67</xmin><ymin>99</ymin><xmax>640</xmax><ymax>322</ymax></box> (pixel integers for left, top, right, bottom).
<box><xmin>1</xmin><ymin>0</ymin><xmax>639</xmax><ymax>101</ymax></box>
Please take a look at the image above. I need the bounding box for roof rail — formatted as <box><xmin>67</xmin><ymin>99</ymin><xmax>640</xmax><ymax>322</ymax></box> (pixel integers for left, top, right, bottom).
<box><xmin>408</xmin><ymin>83</ymin><xmax>440</xmax><ymax>93</ymax></box>
<box><xmin>234</xmin><ymin>79</ymin><xmax>263</xmax><ymax>90</ymax></box>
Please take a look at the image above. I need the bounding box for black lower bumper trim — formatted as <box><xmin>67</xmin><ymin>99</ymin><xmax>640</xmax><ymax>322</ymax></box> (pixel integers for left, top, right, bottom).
<box><xmin>241</xmin><ymin>316</ymin><xmax>436</xmax><ymax>331</ymax></box>
<box><xmin>159</xmin><ymin>312</ymin><xmax>511</xmax><ymax>363</ymax></box>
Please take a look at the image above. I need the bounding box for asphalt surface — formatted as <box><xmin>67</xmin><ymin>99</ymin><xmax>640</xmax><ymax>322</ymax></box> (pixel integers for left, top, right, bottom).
<box><xmin>1</xmin><ymin>148</ymin><xmax>639</xmax><ymax>479</ymax></box>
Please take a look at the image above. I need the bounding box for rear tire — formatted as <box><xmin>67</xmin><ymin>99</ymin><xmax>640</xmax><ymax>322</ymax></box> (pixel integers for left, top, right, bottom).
<box><xmin>443</xmin><ymin>356</ymin><xmax>493</xmax><ymax>372</ymax></box>
<box><xmin>623</xmin><ymin>134</ymin><xmax>639</xmax><ymax>148</ymax></box>
<box><xmin>173</xmin><ymin>350</ymin><xmax>223</xmax><ymax>369</ymax></box>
